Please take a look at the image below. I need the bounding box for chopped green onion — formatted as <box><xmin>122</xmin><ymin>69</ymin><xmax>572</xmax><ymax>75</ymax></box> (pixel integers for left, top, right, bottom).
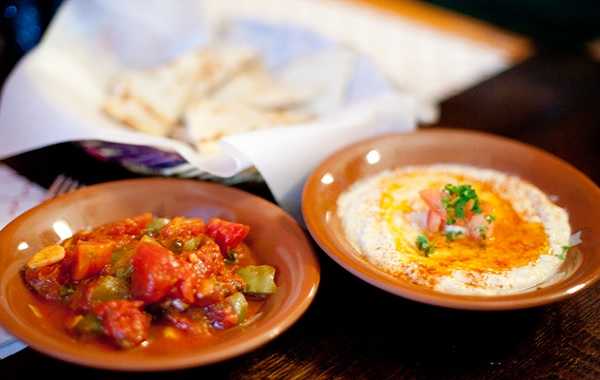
<box><xmin>443</xmin><ymin>184</ymin><xmax>482</xmax><ymax>224</ymax></box>
<box><xmin>416</xmin><ymin>234</ymin><xmax>434</xmax><ymax>256</ymax></box>
<box><xmin>558</xmin><ymin>245</ymin><xmax>570</xmax><ymax>260</ymax></box>
<box><xmin>445</xmin><ymin>230</ymin><xmax>463</xmax><ymax>242</ymax></box>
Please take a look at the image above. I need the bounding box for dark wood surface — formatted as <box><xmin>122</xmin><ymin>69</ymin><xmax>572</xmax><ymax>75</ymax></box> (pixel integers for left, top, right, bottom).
<box><xmin>2</xmin><ymin>47</ymin><xmax>600</xmax><ymax>380</ymax></box>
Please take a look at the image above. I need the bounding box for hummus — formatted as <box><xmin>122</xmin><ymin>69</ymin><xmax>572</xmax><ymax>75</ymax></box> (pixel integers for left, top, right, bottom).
<box><xmin>337</xmin><ymin>164</ymin><xmax>571</xmax><ymax>295</ymax></box>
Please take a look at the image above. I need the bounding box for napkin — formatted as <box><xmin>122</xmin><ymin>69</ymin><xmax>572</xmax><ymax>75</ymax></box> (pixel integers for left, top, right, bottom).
<box><xmin>0</xmin><ymin>165</ymin><xmax>46</xmax><ymax>358</ymax></box>
<box><xmin>0</xmin><ymin>0</ymin><xmax>421</xmax><ymax>216</ymax></box>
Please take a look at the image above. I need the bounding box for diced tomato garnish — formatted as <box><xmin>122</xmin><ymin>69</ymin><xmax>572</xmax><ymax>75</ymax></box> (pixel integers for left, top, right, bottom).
<box><xmin>419</xmin><ymin>189</ymin><xmax>445</xmax><ymax>214</ymax></box>
<box><xmin>467</xmin><ymin>214</ymin><xmax>494</xmax><ymax>240</ymax></box>
<box><xmin>72</xmin><ymin>241</ymin><xmax>115</xmax><ymax>281</ymax></box>
<box><xmin>23</xmin><ymin>263</ymin><xmax>64</xmax><ymax>302</ymax></box>
<box><xmin>93</xmin><ymin>300</ymin><xmax>150</xmax><ymax>349</ymax></box>
<box><xmin>205</xmin><ymin>219</ymin><xmax>249</xmax><ymax>255</ymax></box>
<box><xmin>426</xmin><ymin>210</ymin><xmax>443</xmax><ymax>232</ymax></box>
<box><xmin>131</xmin><ymin>242</ymin><xmax>181</xmax><ymax>303</ymax></box>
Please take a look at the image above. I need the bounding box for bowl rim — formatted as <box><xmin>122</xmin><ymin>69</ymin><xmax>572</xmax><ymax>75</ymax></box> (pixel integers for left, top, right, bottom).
<box><xmin>302</xmin><ymin>128</ymin><xmax>600</xmax><ymax>311</ymax></box>
<box><xmin>0</xmin><ymin>178</ymin><xmax>320</xmax><ymax>370</ymax></box>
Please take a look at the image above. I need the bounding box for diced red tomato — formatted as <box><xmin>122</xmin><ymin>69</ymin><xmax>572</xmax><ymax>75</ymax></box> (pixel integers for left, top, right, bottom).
<box><xmin>196</xmin><ymin>238</ymin><xmax>225</xmax><ymax>276</ymax></box>
<box><xmin>419</xmin><ymin>189</ymin><xmax>445</xmax><ymax>214</ymax></box>
<box><xmin>23</xmin><ymin>263</ymin><xmax>63</xmax><ymax>302</ymax></box>
<box><xmin>204</xmin><ymin>302</ymin><xmax>239</xmax><ymax>329</ymax></box>
<box><xmin>93</xmin><ymin>300</ymin><xmax>150</xmax><ymax>348</ymax></box>
<box><xmin>426</xmin><ymin>210</ymin><xmax>443</xmax><ymax>232</ymax></box>
<box><xmin>131</xmin><ymin>242</ymin><xmax>181</xmax><ymax>303</ymax></box>
<box><xmin>464</xmin><ymin>199</ymin><xmax>475</xmax><ymax>219</ymax></box>
<box><xmin>467</xmin><ymin>214</ymin><xmax>494</xmax><ymax>240</ymax></box>
<box><xmin>72</xmin><ymin>241</ymin><xmax>115</xmax><ymax>281</ymax></box>
<box><xmin>174</xmin><ymin>255</ymin><xmax>242</xmax><ymax>307</ymax></box>
<box><xmin>205</xmin><ymin>219</ymin><xmax>250</xmax><ymax>255</ymax></box>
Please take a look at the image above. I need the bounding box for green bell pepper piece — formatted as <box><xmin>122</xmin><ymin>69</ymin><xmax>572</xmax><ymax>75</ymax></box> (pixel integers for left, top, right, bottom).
<box><xmin>145</xmin><ymin>218</ymin><xmax>170</xmax><ymax>235</ymax></box>
<box><xmin>90</xmin><ymin>276</ymin><xmax>130</xmax><ymax>302</ymax></box>
<box><xmin>183</xmin><ymin>237</ymin><xmax>202</xmax><ymax>251</ymax></box>
<box><xmin>75</xmin><ymin>314</ymin><xmax>103</xmax><ymax>335</ymax></box>
<box><xmin>236</xmin><ymin>265</ymin><xmax>277</xmax><ymax>295</ymax></box>
<box><xmin>226</xmin><ymin>292</ymin><xmax>248</xmax><ymax>323</ymax></box>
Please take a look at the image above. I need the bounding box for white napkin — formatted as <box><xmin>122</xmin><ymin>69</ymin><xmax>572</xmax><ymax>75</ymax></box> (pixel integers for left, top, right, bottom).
<box><xmin>0</xmin><ymin>165</ymin><xmax>46</xmax><ymax>358</ymax></box>
<box><xmin>223</xmin><ymin>94</ymin><xmax>415</xmax><ymax>219</ymax></box>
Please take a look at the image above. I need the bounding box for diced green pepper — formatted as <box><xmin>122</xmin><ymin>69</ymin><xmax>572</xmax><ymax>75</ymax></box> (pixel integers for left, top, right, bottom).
<box><xmin>75</xmin><ymin>314</ymin><xmax>103</xmax><ymax>335</ymax></box>
<box><xmin>111</xmin><ymin>247</ymin><xmax>136</xmax><ymax>279</ymax></box>
<box><xmin>183</xmin><ymin>237</ymin><xmax>202</xmax><ymax>251</ymax></box>
<box><xmin>90</xmin><ymin>276</ymin><xmax>130</xmax><ymax>302</ymax></box>
<box><xmin>236</xmin><ymin>265</ymin><xmax>277</xmax><ymax>295</ymax></box>
<box><xmin>226</xmin><ymin>292</ymin><xmax>248</xmax><ymax>323</ymax></box>
<box><xmin>145</xmin><ymin>218</ymin><xmax>170</xmax><ymax>235</ymax></box>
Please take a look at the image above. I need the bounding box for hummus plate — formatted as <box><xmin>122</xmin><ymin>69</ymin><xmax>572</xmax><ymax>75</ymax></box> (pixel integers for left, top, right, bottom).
<box><xmin>302</xmin><ymin>129</ymin><xmax>600</xmax><ymax>310</ymax></box>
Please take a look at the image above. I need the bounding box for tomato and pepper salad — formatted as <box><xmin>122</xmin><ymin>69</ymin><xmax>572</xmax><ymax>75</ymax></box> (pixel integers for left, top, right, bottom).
<box><xmin>21</xmin><ymin>213</ymin><xmax>277</xmax><ymax>350</ymax></box>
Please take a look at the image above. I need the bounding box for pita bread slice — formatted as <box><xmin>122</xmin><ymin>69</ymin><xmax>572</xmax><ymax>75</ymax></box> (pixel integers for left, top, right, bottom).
<box><xmin>103</xmin><ymin>46</ymin><xmax>258</xmax><ymax>136</ymax></box>
<box><xmin>103</xmin><ymin>94</ymin><xmax>171</xmax><ymax>136</ymax></box>
<box><xmin>184</xmin><ymin>100</ymin><xmax>312</xmax><ymax>154</ymax></box>
<box><xmin>103</xmin><ymin>51</ymin><xmax>202</xmax><ymax>135</ymax></box>
<box><xmin>211</xmin><ymin>64</ymin><xmax>313</xmax><ymax>110</ymax></box>
<box><xmin>188</xmin><ymin>46</ymin><xmax>259</xmax><ymax>101</ymax></box>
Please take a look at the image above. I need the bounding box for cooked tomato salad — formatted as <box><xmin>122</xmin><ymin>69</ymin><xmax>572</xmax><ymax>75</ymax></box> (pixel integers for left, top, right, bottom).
<box><xmin>21</xmin><ymin>213</ymin><xmax>277</xmax><ymax>349</ymax></box>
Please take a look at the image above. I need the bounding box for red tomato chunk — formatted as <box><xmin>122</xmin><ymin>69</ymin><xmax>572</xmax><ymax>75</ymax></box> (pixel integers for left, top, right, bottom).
<box><xmin>205</xmin><ymin>218</ymin><xmax>250</xmax><ymax>255</ymax></box>
<box><xmin>94</xmin><ymin>300</ymin><xmax>150</xmax><ymax>348</ymax></box>
<box><xmin>131</xmin><ymin>241</ymin><xmax>181</xmax><ymax>303</ymax></box>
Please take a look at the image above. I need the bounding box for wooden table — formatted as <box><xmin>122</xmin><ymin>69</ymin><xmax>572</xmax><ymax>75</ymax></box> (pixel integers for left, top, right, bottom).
<box><xmin>2</xmin><ymin>3</ymin><xmax>600</xmax><ymax>380</ymax></box>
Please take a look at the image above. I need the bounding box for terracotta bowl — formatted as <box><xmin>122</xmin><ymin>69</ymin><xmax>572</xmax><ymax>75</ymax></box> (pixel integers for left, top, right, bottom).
<box><xmin>0</xmin><ymin>179</ymin><xmax>319</xmax><ymax>370</ymax></box>
<box><xmin>302</xmin><ymin>129</ymin><xmax>600</xmax><ymax>310</ymax></box>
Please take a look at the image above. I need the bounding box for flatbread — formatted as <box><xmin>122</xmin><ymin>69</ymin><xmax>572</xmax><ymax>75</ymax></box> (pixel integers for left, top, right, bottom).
<box><xmin>184</xmin><ymin>100</ymin><xmax>311</xmax><ymax>154</ymax></box>
<box><xmin>104</xmin><ymin>46</ymin><xmax>258</xmax><ymax>136</ymax></box>
<box><xmin>211</xmin><ymin>64</ymin><xmax>313</xmax><ymax>110</ymax></box>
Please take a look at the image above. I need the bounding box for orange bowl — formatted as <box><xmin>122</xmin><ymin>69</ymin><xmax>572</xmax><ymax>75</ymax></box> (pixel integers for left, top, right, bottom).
<box><xmin>302</xmin><ymin>129</ymin><xmax>600</xmax><ymax>310</ymax></box>
<box><xmin>0</xmin><ymin>179</ymin><xmax>319</xmax><ymax>370</ymax></box>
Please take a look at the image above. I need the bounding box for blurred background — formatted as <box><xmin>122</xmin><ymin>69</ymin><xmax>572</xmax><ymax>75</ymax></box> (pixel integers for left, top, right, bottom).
<box><xmin>1</xmin><ymin>0</ymin><xmax>600</xmax><ymax>88</ymax></box>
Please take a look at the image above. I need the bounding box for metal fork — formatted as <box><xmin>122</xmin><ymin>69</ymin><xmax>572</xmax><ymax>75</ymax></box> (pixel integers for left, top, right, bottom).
<box><xmin>45</xmin><ymin>174</ymin><xmax>81</xmax><ymax>199</ymax></box>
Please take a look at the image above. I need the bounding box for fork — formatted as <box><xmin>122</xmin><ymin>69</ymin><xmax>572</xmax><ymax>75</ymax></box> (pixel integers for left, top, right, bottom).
<box><xmin>45</xmin><ymin>174</ymin><xmax>82</xmax><ymax>199</ymax></box>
